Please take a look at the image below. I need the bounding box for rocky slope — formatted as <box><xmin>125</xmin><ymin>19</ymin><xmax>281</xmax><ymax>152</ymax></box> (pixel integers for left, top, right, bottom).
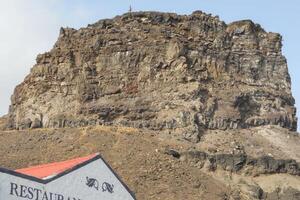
<box><xmin>6</xmin><ymin>11</ymin><xmax>297</xmax><ymax>144</ymax></box>
<box><xmin>0</xmin><ymin>115</ymin><xmax>6</xmax><ymax>130</ymax></box>
<box><xmin>0</xmin><ymin>125</ymin><xmax>299</xmax><ymax>200</ymax></box>
<box><xmin>1</xmin><ymin>10</ymin><xmax>299</xmax><ymax>200</ymax></box>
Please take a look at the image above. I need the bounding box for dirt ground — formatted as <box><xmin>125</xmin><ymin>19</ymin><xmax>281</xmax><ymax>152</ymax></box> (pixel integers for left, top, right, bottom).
<box><xmin>197</xmin><ymin>126</ymin><xmax>300</xmax><ymax>161</ymax></box>
<box><xmin>0</xmin><ymin>116</ymin><xmax>6</xmax><ymax>130</ymax></box>
<box><xmin>0</xmin><ymin>125</ymin><xmax>299</xmax><ymax>199</ymax></box>
<box><xmin>0</xmin><ymin>126</ymin><xmax>231</xmax><ymax>200</ymax></box>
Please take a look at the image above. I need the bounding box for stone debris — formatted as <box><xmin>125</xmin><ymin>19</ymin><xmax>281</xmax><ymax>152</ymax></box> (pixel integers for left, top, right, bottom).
<box><xmin>179</xmin><ymin>150</ymin><xmax>300</xmax><ymax>176</ymax></box>
<box><xmin>164</xmin><ymin>148</ymin><xmax>181</xmax><ymax>159</ymax></box>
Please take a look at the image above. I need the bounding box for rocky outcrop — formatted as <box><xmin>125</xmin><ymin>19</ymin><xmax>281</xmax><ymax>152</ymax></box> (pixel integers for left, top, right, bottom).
<box><xmin>165</xmin><ymin>148</ymin><xmax>300</xmax><ymax>199</ymax></box>
<box><xmin>0</xmin><ymin>116</ymin><xmax>7</xmax><ymax>131</ymax></box>
<box><xmin>177</xmin><ymin>150</ymin><xmax>300</xmax><ymax>176</ymax></box>
<box><xmin>267</xmin><ymin>187</ymin><xmax>300</xmax><ymax>200</ymax></box>
<box><xmin>7</xmin><ymin>11</ymin><xmax>297</xmax><ymax>136</ymax></box>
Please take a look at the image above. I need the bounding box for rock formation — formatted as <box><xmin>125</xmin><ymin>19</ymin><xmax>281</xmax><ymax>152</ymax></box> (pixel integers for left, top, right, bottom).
<box><xmin>7</xmin><ymin>11</ymin><xmax>297</xmax><ymax>141</ymax></box>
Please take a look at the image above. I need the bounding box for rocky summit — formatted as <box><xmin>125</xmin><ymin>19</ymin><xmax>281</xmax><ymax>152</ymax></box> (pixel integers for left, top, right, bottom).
<box><xmin>7</xmin><ymin>11</ymin><xmax>297</xmax><ymax>141</ymax></box>
<box><xmin>1</xmin><ymin>10</ymin><xmax>300</xmax><ymax>200</ymax></box>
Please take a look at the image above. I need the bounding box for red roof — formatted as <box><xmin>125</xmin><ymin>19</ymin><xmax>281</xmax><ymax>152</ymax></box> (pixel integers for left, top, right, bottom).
<box><xmin>15</xmin><ymin>154</ymin><xmax>98</xmax><ymax>179</ymax></box>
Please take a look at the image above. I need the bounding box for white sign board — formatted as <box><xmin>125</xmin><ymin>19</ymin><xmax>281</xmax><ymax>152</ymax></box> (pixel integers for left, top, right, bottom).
<box><xmin>0</xmin><ymin>155</ymin><xmax>136</xmax><ymax>200</ymax></box>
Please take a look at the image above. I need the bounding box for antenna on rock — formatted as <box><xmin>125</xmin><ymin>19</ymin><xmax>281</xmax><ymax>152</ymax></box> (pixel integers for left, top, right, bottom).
<box><xmin>129</xmin><ymin>5</ymin><xmax>132</xmax><ymax>13</ymax></box>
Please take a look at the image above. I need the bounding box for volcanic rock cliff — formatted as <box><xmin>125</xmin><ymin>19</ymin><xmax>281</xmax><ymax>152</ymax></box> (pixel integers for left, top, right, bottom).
<box><xmin>7</xmin><ymin>11</ymin><xmax>297</xmax><ymax>141</ymax></box>
<box><xmin>2</xmin><ymin>11</ymin><xmax>300</xmax><ymax>200</ymax></box>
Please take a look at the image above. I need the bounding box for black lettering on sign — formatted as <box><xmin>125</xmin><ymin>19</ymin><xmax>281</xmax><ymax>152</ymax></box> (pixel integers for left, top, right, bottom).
<box><xmin>10</xmin><ymin>182</ymin><xmax>19</xmax><ymax>196</ymax></box>
<box><xmin>9</xmin><ymin>182</ymin><xmax>82</xmax><ymax>200</ymax></box>
<box><xmin>34</xmin><ymin>188</ymin><xmax>42</xmax><ymax>200</ymax></box>
<box><xmin>86</xmin><ymin>177</ymin><xmax>99</xmax><ymax>190</ymax></box>
<box><xmin>102</xmin><ymin>182</ymin><xmax>114</xmax><ymax>193</ymax></box>
<box><xmin>20</xmin><ymin>184</ymin><xmax>27</xmax><ymax>198</ymax></box>
<box><xmin>49</xmin><ymin>192</ymin><xmax>55</xmax><ymax>200</ymax></box>
<box><xmin>57</xmin><ymin>194</ymin><xmax>64</xmax><ymax>200</ymax></box>
<box><xmin>27</xmin><ymin>186</ymin><xmax>34</xmax><ymax>199</ymax></box>
<box><xmin>85</xmin><ymin>177</ymin><xmax>114</xmax><ymax>194</ymax></box>
<box><xmin>41</xmin><ymin>191</ymin><xmax>49</xmax><ymax>200</ymax></box>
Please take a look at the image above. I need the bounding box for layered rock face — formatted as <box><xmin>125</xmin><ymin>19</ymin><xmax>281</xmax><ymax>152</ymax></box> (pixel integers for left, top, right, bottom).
<box><xmin>7</xmin><ymin>11</ymin><xmax>297</xmax><ymax>137</ymax></box>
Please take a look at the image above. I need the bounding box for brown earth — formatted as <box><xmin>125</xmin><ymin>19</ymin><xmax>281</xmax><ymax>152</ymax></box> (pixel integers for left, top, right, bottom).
<box><xmin>0</xmin><ymin>125</ymin><xmax>299</xmax><ymax>199</ymax></box>
<box><xmin>0</xmin><ymin>115</ymin><xmax>6</xmax><ymax>130</ymax></box>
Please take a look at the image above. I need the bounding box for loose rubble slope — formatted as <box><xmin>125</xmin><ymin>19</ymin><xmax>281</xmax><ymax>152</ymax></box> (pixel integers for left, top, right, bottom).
<box><xmin>0</xmin><ymin>126</ymin><xmax>299</xmax><ymax>200</ymax></box>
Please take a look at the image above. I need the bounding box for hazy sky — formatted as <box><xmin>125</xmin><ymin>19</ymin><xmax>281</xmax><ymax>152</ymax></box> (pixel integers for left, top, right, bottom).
<box><xmin>0</xmin><ymin>0</ymin><xmax>299</xmax><ymax>130</ymax></box>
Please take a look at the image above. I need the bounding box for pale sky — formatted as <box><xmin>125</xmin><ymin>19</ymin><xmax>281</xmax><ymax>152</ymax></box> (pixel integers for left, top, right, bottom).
<box><xmin>0</xmin><ymin>0</ymin><xmax>299</xmax><ymax>130</ymax></box>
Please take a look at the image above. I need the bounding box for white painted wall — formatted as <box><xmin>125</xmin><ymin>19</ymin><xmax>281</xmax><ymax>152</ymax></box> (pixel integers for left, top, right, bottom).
<box><xmin>0</xmin><ymin>158</ymin><xmax>135</xmax><ymax>200</ymax></box>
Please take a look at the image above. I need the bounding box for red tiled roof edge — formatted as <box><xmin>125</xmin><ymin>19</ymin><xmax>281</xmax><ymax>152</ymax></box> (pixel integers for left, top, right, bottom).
<box><xmin>15</xmin><ymin>153</ymin><xmax>99</xmax><ymax>179</ymax></box>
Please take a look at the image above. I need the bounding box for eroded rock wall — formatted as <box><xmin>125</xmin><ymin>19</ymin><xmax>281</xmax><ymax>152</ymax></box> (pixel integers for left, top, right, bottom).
<box><xmin>7</xmin><ymin>11</ymin><xmax>297</xmax><ymax>137</ymax></box>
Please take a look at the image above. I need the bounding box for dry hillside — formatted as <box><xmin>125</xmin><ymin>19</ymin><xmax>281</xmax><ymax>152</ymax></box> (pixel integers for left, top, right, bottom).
<box><xmin>0</xmin><ymin>10</ymin><xmax>299</xmax><ymax>200</ymax></box>
<box><xmin>0</xmin><ymin>125</ymin><xmax>299</xmax><ymax>199</ymax></box>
